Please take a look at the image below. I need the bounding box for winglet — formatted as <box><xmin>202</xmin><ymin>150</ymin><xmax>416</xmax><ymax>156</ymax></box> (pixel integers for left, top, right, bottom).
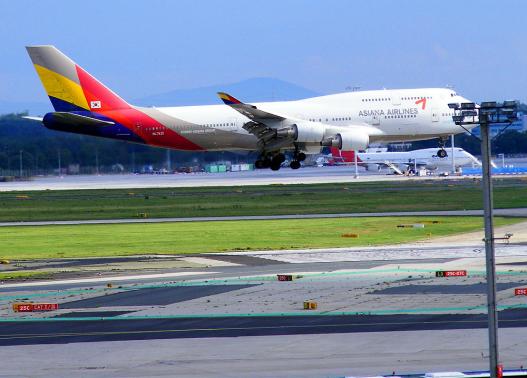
<box><xmin>217</xmin><ymin>92</ymin><xmax>242</xmax><ymax>105</ymax></box>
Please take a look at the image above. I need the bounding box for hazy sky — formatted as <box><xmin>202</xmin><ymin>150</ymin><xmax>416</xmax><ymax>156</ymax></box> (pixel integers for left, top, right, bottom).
<box><xmin>1</xmin><ymin>0</ymin><xmax>526</xmax><ymax>104</ymax></box>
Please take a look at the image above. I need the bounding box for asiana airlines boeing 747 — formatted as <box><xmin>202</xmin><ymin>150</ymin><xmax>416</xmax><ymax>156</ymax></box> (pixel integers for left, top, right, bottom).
<box><xmin>26</xmin><ymin>45</ymin><xmax>475</xmax><ymax>170</ymax></box>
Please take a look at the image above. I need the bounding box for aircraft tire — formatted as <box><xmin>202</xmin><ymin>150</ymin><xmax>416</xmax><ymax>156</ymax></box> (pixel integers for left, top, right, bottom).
<box><xmin>297</xmin><ymin>152</ymin><xmax>306</xmax><ymax>162</ymax></box>
<box><xmin>290</xmin><ymin>160</ymin><xmax>301</xmax><ymax>170</ymax></box>
<box><xmin>437</xmin><ymin>149</ymin><xmax>447</xmax><ymax>158</ymax></box>
<box><xmin>270</xmin><ymin>162</ymin><xmax>281</xmax><ymax>171</ymax></box>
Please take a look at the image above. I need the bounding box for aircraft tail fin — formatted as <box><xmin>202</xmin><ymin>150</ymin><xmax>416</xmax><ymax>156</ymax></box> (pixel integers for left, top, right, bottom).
<box><xmin>26</xmin><ymin>45</ymin><xmax>131</xmax><ymax>112</ymax></box>
<box><xmin>330</xmin><ymin>147</ymin><xmax>360</xmax><ymax>163</ymax></box>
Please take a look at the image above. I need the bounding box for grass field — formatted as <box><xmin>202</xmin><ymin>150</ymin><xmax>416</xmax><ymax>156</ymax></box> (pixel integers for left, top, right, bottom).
<box><xmin>0</xmin><ymin>216</ymin><xmax>521</xmax><ymax>260</ymax></box>
<box><xmin>1</xmin><ymin>178</ymin><xmax>526</xmax><ymax>222</ymax></box>
<box><xmin>0</xmin><ymin>271</ymin><xmax>53</xmax><ymax>280</ymax></box>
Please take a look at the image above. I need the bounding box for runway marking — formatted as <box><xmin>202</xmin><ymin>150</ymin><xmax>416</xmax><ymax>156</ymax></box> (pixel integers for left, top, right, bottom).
<box><xmin>1</xmin><ymin>318</ymin><xmax>527</xmax><ymax>341</ymax></box>
<box><xmin>3</xmin><ymin>303</ymin><xmax>527</xmax><ymax>322</ymax></box>
<box><xmin>0</xmin><ymin>271</ymin><xmax>215</xmax><ymax>289</ymax></box>
<box><xmin>2</xmin><ymin>266</ymin><xmax>527</xmax><ymax>302</ymax></box>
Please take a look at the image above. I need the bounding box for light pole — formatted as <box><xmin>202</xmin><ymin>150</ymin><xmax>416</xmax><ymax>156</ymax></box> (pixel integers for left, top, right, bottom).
<box><xmin>57</xmin><ymin>148</ymin><xmax>62</xmax><ymax>176</ymax></box>
<box><xmin>19</xmin><ymin>150</ymin><xmax>23</xmax><ymax>177</ymax></box>
<box><xmin>497</xmin><ymin>153</ymin><xmax>505</xmax><ymax>168</ymax></box>
<box><xmin>353</xmin><ymin>150</ymin><xmax>358</xmax><ymax>178</ymax></box>
<box><xmin>450</xmin><ymin>100</ymin><xmax>519</xmax><ymax>378</ymax></box>
<box><xmin>95</xmin><ymin>147</ymin><xmax>99</xmax><ymax>175</ymax></box>
<box><xmin>450</xmin><ymin>134</ymin><xmax>456</xmax><ymax>174</ymax></box>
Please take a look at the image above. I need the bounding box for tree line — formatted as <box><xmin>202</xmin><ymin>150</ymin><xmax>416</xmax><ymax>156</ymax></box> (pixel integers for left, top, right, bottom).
<box><xmin>0</xmin><ymin>111</ymin><xmax>525</xmax><ymax>174</ymax></box>
<box><xmin>0</xmin><ymin>113</ymin><xmax>251</xmax><ymax>174</ymax></box>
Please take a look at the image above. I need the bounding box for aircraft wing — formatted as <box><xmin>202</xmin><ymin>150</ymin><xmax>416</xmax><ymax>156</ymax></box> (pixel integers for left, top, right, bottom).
<box><xmin>217</xmin><ymin>92</ymin><xmax>295</xmax><ymax>151</ymax></box>
<box><xmin>217</xmin><ymin>92</ymin><xmax>285</xmax><ymax>122</ymax></box>
<box><xmin>218</xmin><ymin>91</ymin><xmax>380</xmax><ymax>153</ymax></box>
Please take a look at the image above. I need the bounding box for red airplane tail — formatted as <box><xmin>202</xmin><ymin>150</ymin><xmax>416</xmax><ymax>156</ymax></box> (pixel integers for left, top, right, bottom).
<box><xmin>330</xmin><ymin>147</ymin><xmax>360</xmax><ymax>163</ymax></box>
<box><xmin>26</xmin><ymin>45</ymin><xmax>131</xmax><ymax>113</ymax></box>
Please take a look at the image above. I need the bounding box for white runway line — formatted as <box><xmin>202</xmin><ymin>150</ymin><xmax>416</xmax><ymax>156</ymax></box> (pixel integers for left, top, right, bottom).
<box><xmin>0</xmin><ymin>271</ymin><xmax>215</xmax><ymax>289</ymax></box>
<box><xmin>224</xmin><ymin>244</ymin><xmax>527</xmax><ymax>264</ymax></box>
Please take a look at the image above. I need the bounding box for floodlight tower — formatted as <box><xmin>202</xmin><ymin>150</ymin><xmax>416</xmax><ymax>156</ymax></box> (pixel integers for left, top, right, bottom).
<box><xmin>449</xmin><ymin>100</ymin><xmax>519</xmax><ymax>378</ymax></box>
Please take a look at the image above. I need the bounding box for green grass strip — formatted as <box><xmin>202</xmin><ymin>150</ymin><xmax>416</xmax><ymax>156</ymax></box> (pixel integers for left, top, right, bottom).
<box><xmin>1</xmin><ymin>216</ymin><xmax>523</xmax><ymax>260</ymax></box>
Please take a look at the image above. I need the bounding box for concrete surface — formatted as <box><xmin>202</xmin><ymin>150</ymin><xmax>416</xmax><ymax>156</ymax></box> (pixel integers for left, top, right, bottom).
<box><xmin>1</xmin><ymin>208</ymin><xmax>526</xmax><ymax>227</ymax></box>
<box><xmin>1</xmin><ymin>329</ymin><xmax>527</xmax><ymax>377</ymax></box>
<box><xmin>3</xmin><ymin>166</ymin><xmax>525</xmax><ymax>191</ymax></box>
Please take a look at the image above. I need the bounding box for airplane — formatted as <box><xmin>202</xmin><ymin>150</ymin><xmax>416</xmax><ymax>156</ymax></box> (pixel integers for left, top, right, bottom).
<box><xmin>328</xmin><ymin>147</ymin><xmax>486</xmax><ymax>174</ymax></box>
<box><xmin>25</xmin><ymin>45</ymin><xmax>475</xmax><ymax>171</ymax></box>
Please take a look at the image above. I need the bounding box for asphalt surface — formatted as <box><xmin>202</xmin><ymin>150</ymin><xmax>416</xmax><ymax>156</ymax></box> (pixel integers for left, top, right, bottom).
<box><xmin>1</xmin><ymin>208</ymin><xmax>526</xmax><ymax>227</ymax></box>
<box><xmin>60</xmin><ymin>284</ymin><xmax>257</xmax><ymax>308</ymax></box>
<box><xmin>2</xmin><ymin>309</ymin><xmax>527</xmax><ymax>346</ymax></box>
<box><xmin>0</xmin><ymin>257</ymin><xmax>457</xmax><ymax>292</ymax></box>
<box><xmin>372</xmin><ymin>282</ymin><xmax>522</xmax><ymax>295</ymax></box>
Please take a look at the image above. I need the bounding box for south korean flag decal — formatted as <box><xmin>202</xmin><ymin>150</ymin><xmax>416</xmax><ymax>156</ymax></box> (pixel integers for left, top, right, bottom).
<box><xmin>90</xmin><ymin>100</ymin><xmax>102</xmax><ymax>109</ymax></box>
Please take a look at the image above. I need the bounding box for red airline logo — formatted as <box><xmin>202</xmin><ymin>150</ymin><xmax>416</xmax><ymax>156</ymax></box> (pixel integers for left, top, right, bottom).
<box><xmin>415</xmin><ymin>98</ymin><xmax>427</xmax><ymax>110</ymax></box>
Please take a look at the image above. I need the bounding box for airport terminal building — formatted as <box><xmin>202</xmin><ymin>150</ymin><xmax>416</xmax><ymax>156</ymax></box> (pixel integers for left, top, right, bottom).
<box><xmin>471</xmin><ymin>112</ymin><xmax>526</xmax><ymax>137</ymax></box>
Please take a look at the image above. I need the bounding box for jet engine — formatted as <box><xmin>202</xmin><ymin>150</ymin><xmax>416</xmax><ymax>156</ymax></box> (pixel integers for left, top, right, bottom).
<box><xmin>336</xmin><ymin>131</ymin><xmax>369</xmax><ymax>151</ymax></box>
<box><xmin>291</xmin><ymin>122</ymin><xmax>325</xmax><ymax>143</ymax></box>
<box><xmin>321</xmin><ymin>130</ymin><xmax>369</xmax><ymax>151</ymax></box>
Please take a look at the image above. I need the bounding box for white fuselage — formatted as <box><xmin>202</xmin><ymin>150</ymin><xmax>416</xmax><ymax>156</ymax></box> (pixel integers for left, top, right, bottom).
<box><xmin>357</xmin><ymin>148</ymin><xmax>481</xmax><ymax>170</ymax></box>
<box><xmin>152</xmin><ymin>87</ymin><xmax>473</xmax><ymax>151</ymax></box>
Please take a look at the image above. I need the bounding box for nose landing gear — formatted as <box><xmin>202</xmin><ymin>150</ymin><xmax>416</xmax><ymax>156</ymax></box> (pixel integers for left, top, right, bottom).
<box><xmin>437</xmin><ymin>137</ymin><xmax>448</xmax><ymax>158</ymax></box>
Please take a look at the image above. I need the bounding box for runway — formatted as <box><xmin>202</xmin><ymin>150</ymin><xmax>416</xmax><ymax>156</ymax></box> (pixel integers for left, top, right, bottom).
<box><xmin>2</xmin><ymin>236</ymin><xmax>527</xmax><ymax>376</ymax></box>
<box><xmin>2</xmin><ymin>310</ymin><xmax>527</xmax><ymax>346</ymax></box>
<box><xmin>0</xmin><ymin>166</ymin><xmax>507</xmax><ymax>192</ymax></box>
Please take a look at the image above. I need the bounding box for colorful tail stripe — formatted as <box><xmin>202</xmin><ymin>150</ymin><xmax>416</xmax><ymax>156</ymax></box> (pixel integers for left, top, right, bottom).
<box><xmin>330</xmin><ymin>147</ymin><xmax>360</xmax><ymax>163</ymax></box>
<box><xmin>217</xmin><ymin>92</ymin><xmax>242</xmax><ymax>105</ymax></box>
<box><xmin>26</xmin><ymin>45</ymin><xmax>204</xmax><ymax>151</ymax></box>
<box><xmin>26</xmin><ymin>45</ymin><xmax>130</xmax><ymax>112</ymax></box>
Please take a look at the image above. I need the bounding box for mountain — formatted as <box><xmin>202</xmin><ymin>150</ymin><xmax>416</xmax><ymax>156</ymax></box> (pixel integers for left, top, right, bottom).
<box><xmin>0</xmin><ymin>78</ymin><xmax>320</xmax><ymax>116</ymax></box>
<box><xmin>134</xmin><ymin>77</ymin><xmax>321</xmax><ymax>107</ymax></box>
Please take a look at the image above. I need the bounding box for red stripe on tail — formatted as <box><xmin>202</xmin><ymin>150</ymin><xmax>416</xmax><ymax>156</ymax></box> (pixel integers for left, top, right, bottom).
<box><xmin>76</xmin><ymin>65</ymin><xmax>130</xmax><ymax>112</ymax></box>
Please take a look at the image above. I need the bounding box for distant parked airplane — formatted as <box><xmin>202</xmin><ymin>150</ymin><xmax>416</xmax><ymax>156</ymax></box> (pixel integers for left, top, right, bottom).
<box><xmin>329</xmin><ymin>147</ymin><xmax>485</xmax><ymax>173</ymax></box>
<box><xmin>26</xmin><ymin>45</ymin><xmax>475</xmax><ymax>170</ymax></box>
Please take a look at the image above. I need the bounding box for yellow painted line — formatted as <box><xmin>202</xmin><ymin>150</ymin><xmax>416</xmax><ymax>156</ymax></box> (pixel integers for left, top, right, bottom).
<box><xmin>2</xmin><ymin>318</ymin><xmax>525</xmax><ymax>341</ymax></box>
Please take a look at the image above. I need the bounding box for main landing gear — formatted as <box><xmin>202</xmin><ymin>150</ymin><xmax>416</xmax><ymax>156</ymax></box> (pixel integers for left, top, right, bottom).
<box><xmin>254</xmin><ymin>150</ymin><xmax>307</xmax><ymax>171</ymax></box>
<box><xmin>255</xmin><ymin>153</ymin><xmax>286</xmax><ymax>171</ymax></box>
<box><xmin>290</xmin><ymin>151</ymin><xmax>306</xmax><ymax>170</ymax></box>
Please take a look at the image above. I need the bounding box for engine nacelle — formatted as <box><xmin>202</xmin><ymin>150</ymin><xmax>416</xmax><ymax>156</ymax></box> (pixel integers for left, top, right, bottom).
<box><xmin>335</xmin><ymin>131</ymin><xmax>369</xmax><ymax>151</ymax></box>
<box><xmin>292</xmin><ymin>122</ymin><xmax>325</xmax><ymax>143</ymax></box>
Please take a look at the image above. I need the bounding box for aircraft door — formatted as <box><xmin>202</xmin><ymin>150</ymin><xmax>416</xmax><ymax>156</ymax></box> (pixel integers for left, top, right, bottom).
<box><xmin>432</xmin><ymin>108</ymin><xmax>439</xmax><ymax>122</ymax></box>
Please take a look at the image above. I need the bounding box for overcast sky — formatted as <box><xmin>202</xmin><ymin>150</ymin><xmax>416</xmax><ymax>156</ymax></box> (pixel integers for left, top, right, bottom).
<box><xmin>1</xmin><ymin>0</ymin><xmax>526</xmax><ymax>104</ymax></box>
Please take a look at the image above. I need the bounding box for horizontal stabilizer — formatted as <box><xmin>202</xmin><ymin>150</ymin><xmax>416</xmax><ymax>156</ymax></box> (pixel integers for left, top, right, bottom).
<box><xmin>47</xmin><ymin>112</ymin><xmax>115</xmax><ymax>127</ymax></box>
<box><xmin>22</xmin><ymin>116</ymin><xmax>44</xmax><ymax>122</ymax></box>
